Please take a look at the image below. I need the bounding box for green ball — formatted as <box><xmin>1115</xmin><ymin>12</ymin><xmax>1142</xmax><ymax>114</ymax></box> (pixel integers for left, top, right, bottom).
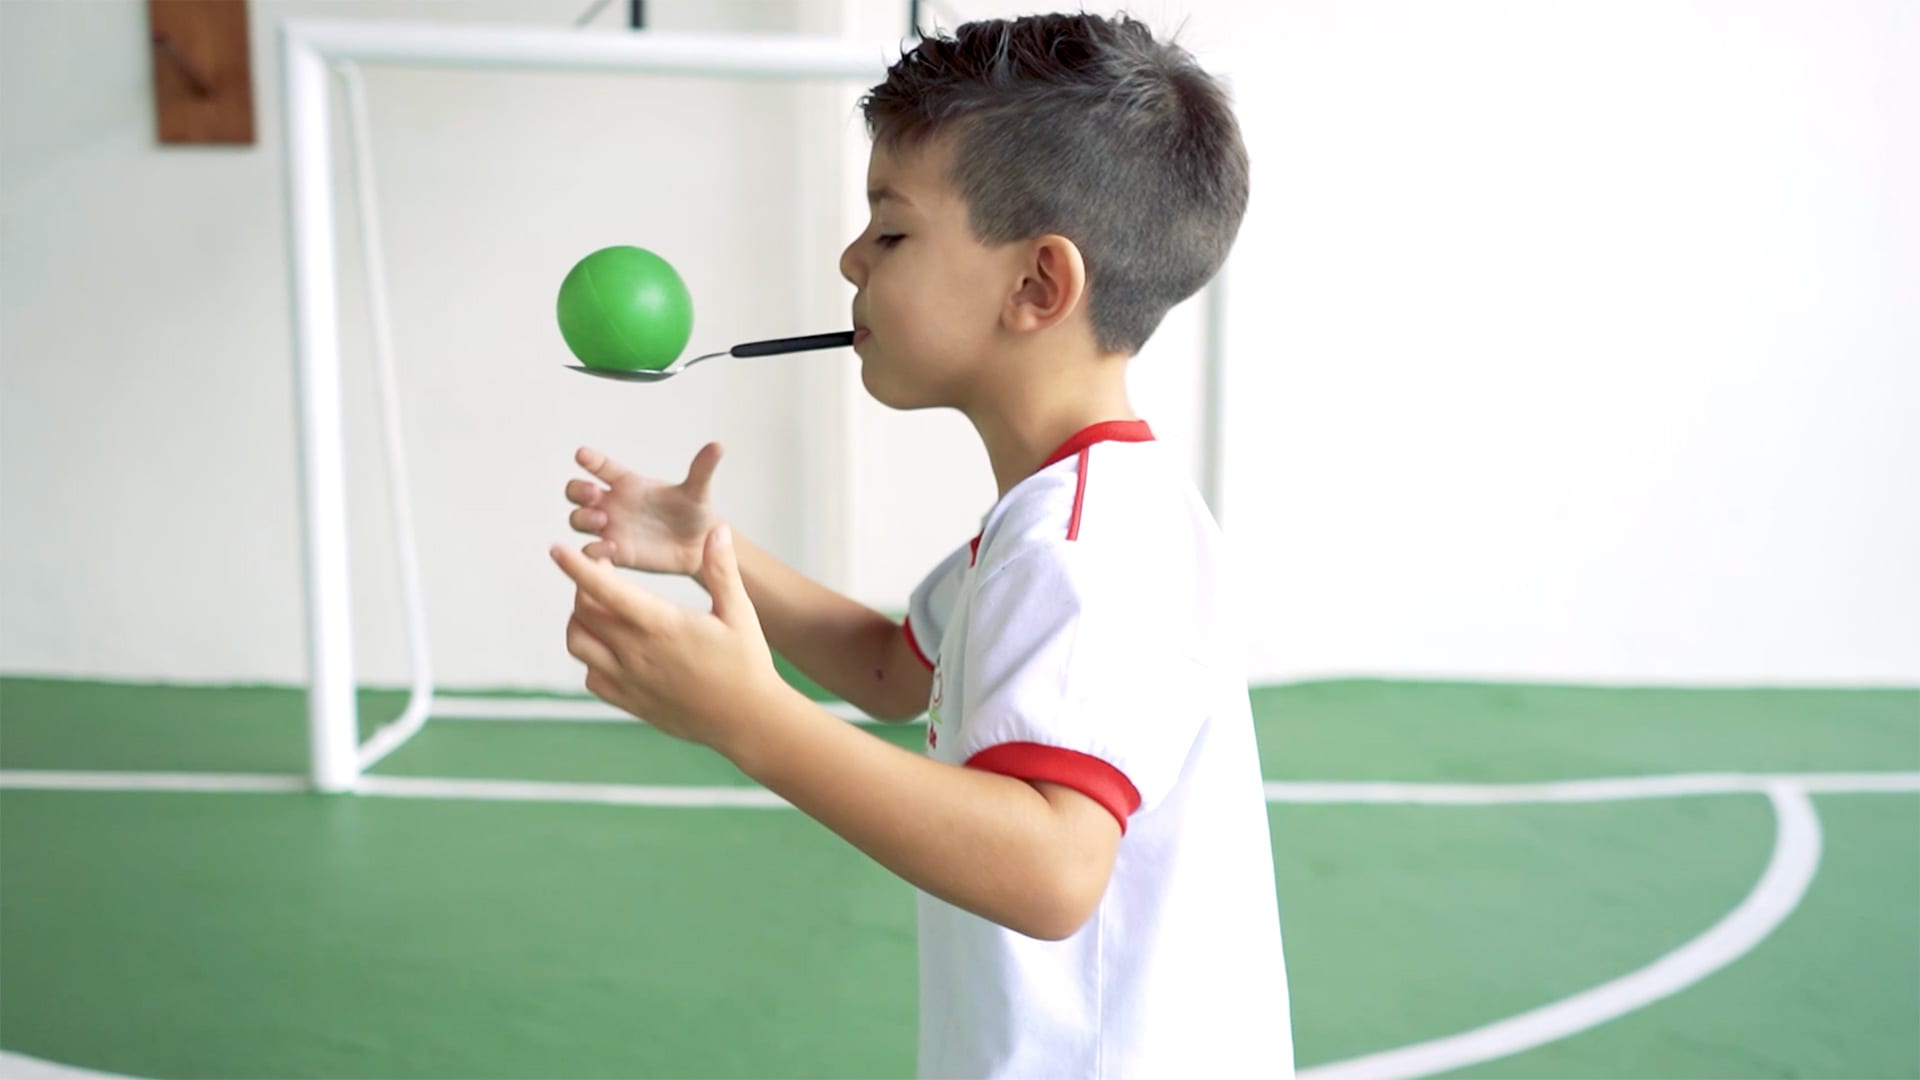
<box><xmin>555</xmin><ymin>245</ymin><xmax>694</xmax><ymax>371</ymax></box>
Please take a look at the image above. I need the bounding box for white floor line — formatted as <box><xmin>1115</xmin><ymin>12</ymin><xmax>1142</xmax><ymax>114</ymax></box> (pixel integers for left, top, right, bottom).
<box><xmin>0</xmin><ymin>771</ymin><xmax>307</xmax><ymax>794</ymax></box>
<box><xmin>1266</xmin><ymin>771</ymin><xmax>1920</xmax><ymax>804</ymax></box>
<box><xmin>432</xmin><ymin>695</ymin><xmax>884</xmax><ymax>724</ymax></box>
<box><xmin>356</xmin><ymin>773</ymin><xmax>789</xmax><ymax>808</ymax></box>
<box><xmin>1300</xmin><ymin>783</ymin><xmax>1824</xmax><ymax>1080</ymax></box>
<box><xmin>5</xmin><ymin>769</ymin><xmax>1914</xmax><ymax>805</ymax></box>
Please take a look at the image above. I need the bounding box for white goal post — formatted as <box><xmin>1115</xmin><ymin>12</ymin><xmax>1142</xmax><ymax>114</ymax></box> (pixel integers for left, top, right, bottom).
<box><xmin>279</xmin><ymin>16</ymin><xmax>1231</xmax><ymax>794</ymax></box>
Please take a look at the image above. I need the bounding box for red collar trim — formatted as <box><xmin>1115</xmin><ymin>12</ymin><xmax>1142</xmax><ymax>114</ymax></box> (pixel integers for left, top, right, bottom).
<box><xmin>1038</xmin><ymin>420</ymin><xmax>1155</xmax><ymax>470</ymax></box>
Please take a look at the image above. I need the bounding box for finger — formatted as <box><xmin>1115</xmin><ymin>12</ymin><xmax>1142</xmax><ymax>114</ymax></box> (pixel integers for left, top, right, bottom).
<box><xmin>568</xmin><ymin>505</ymin><xmax>609</xmax><ymax>535</ymax></box>
<box><xmin>576</xmin><ymin>446</ymin><xmax>634</xmax><ymax>486</ymax></box>
<box><xmin>702</xmin><ymin>525</ymin><xmax>755</xmax><ymax>628</ymax></box>
<box><xmin>574</xmin><ymin>580</ymin><xmax>620</xmax><ymax>623</ymax></box>
<box><xmin>581</xmin><ymin>538</ymin><xmax>617</xmax><ymax>561</ymax></box>
<box><xmin>682</xmin><ymin>442</ymin><xmax>724</xmax><ymax>502</ymax></box>
<box><xmin>570</xmin><ymin>586</ymin><xmax>635</xmax><ymax>664</ymax></box>
<box><xmin>565</xmin><ymin>613</ymin><xmax>620</xmax><ymax>673</ymax></box>
<box><xmin>551</xmin><ymin>544</ymin><xmax>665</xmax><ymax>626</ymax></box>
<box><xmin>564</xmin><ymin>478</ymin><xmax>606</xmax><ymax>509</ymax></box>
<box><xmin>582</xmin><ymin>669</ymin><xmax>627</xmax><ymax>710</ymax></box>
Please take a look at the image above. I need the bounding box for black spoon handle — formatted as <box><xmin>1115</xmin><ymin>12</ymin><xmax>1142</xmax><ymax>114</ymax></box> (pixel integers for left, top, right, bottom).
<box><xmin>729</xmin><ymin>331</ymin><xmax>857</xmax><ymax>358</ymax></box>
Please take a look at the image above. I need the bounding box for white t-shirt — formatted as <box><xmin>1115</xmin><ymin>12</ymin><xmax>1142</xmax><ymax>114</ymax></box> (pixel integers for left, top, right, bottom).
<box><xmin>904</xmin><ymin>420</ymin><xmax>1293</xmax><ymax>1079</ymax></box>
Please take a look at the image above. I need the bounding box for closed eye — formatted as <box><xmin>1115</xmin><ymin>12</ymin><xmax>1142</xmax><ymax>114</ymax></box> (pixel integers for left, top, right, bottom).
<box><xmin>875</xmin><ymin>234</ymin><xmax>906</xmax><ymax>249</ymax></box>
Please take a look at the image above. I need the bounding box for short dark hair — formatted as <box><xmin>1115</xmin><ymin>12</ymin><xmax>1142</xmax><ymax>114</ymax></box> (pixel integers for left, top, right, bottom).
<box><xmin>860</xmin><ymin>13</ymin><xmax>1249</xmax><ymax>354</ymax></box>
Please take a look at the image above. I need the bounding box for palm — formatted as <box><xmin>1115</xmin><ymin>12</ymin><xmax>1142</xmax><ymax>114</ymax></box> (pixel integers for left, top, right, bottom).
<box><xmin>600</xmin><ymin>474</ymin><xmax>710</xmax><ymax>573</ymax></box>
<box><xmin>568</xmin><ymin>444</ymin><xmax>723</xmax><ymax>576</ymax></box>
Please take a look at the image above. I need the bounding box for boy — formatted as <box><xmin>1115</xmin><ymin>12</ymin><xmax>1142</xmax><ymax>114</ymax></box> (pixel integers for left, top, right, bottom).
<box><xmin>552</xmin><ymin>13</ymin><xmax>1291</xmax><ymax>1077</ymax></box>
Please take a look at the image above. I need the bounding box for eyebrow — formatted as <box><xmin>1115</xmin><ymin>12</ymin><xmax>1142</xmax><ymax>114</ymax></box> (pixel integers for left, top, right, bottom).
<box><xmin>867</xmin><ymin>185</ymin><xmax>914</xmax><ymax>208</ymax></box>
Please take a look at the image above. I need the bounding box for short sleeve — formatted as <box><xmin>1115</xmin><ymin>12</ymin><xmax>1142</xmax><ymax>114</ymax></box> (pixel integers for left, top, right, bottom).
<box><xmin>904</xmin><ymin>540</ymin><xmax>971</xmax><ymax>671</ymax></box>
<box><xmin>956</xmin><ymin>544</ymin><xmax>1207</xmax><ymax>822</ymax></box>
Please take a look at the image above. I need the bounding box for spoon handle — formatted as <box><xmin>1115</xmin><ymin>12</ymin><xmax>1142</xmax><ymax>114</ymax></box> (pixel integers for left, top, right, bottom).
<box><xmin>729</xmin><ymin>331</ymin><xmax>857</xmax><ymax>358</ymax></box>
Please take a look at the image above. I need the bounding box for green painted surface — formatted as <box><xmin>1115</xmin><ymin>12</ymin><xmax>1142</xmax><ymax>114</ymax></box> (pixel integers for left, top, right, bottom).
<box><xmin>373</xmin><ymin>709</ymin><xmax>925</xmax><ymax>786</ymax></box>
<box><xmin>0</xmin><ymin>678</ymin><xmax>918</xmax><ymax>784</ymax></box>
<box><xmin>2</xmin><ymin>677</ymin><xmax>1917</xmax><ymax>1078</ymax></box>
<box><xmin>1277</xmin><ymin>797</ymin><xmax>1775</xmax><ymax>1067</ymax></box>
<box><xmin>1459</xmin><ymin>794</ymin><xmax>1920</xmax><ymax>1080</ymax></box>
<box><xmin>0</xmin><ymin>679</ymin><xmax>312</xmax><ymax>774</ymax></box>
<box><xmin>0</xmin><ymin>790</ymin><xmax>918</xmax><ymax>1078</ymax></box>
<box><xmin>1252</xmin><ymin>680</ymin><xmax>1920</xmax><ymax>781</ymax></box>
<box><xmin>5</xmin><ymin>678</ymin><xmax>1914</xmax><ymax>784</ymax></box>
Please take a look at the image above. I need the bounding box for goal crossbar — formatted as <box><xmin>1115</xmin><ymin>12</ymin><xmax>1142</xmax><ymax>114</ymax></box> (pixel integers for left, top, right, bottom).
<box><xmin>281</xmin><ymin>18</ymin><xmax>902</xmax><ymax>792</ymax></box>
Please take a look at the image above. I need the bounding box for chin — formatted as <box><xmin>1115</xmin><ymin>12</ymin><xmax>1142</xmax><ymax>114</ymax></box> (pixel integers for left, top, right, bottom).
<box><xmin>859</xmin><ymin>357</ymin><xmax>915</xmax><ymax>411</ymax></box>
<box><xmin>859</xmin><ymin>351</ymin><xmax>951</xmax><ymax>412</ymax></box>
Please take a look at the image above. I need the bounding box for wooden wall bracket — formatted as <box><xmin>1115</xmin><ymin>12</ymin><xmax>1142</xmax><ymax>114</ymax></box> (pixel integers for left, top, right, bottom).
<box><xmin>148</xmin><ymin>0</ymin><xmax>255</xmax><ymax>145</ymax></box>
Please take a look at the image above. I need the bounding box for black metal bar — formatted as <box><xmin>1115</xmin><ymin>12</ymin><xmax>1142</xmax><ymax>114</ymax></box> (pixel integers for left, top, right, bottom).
<box><xmin>629</xmin><ymin>0</ymin><xmax>644</xmax><ymax>29</ymax></box>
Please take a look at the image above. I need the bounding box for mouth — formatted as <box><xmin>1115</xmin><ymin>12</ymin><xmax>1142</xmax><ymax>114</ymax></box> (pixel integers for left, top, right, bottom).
<box><xmin>852</xmin><ymin>326</ymin><xmax>871</xmax><ymax>345</ymax></box>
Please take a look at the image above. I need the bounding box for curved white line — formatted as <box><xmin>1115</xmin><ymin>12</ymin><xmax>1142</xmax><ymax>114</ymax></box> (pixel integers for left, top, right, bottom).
<box><xmin>1300</xmin><ymin>783</ymin><xmax>1825</xmax><ymax>1080</ymax></box>
<box><xmin>0</xmin><ymin>1051</ymin><xmax>138</xmax><ymax>1080</ymax></box>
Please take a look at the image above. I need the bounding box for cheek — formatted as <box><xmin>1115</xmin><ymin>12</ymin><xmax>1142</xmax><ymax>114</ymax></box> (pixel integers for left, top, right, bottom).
<box><xmin>892</xmin><ymin>273</ymin><xmax>983</xmax><ymax>343</ymax></box>
<box><xmin>863</xmin><ymin>272</ymin><xmax>911</xmax><ymax>335</ymax></box>
<box><xmin>939</xmin><ymin>258</ymin><xmax>1006</xmax><ymax>328</ymax></box>
<box><xmin>868</xmin><ymin>248</ymin><xmax>997</xmax><ymax>368</ymax></box>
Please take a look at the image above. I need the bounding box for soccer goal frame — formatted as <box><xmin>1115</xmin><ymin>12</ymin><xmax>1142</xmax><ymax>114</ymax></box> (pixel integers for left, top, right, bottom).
<box><xmin>279</xmin><ymin>16</ymin><xmax>1233</xmax><ymax>794</ymax></box>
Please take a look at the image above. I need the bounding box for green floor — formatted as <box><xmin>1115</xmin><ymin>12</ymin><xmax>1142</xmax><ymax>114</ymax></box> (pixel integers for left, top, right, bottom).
<box><xmin>2</xmin><ymin>677</ymin><xmax>1917</xmax><ymax>1078</ymax></box>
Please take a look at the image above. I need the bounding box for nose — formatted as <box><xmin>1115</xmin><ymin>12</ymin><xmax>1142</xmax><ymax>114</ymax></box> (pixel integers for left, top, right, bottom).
<box><xmin>839</xmin><ymin>234</ymin><xmax>866</xmax><ymax>289</ymax></box>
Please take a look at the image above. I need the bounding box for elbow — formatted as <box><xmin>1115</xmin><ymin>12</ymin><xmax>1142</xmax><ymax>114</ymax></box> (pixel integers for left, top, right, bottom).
<box><xmin>863</xmin><ymin>621</ymin><xmax>934</xmax><ymax>722</ymax></box>
<box><xmin>869</xmin><ymin>671</ymin><xmax>935</xmax><ymax>722</ymax></box>
<box><xmin>1001</xmin><ymin>783</ymin><xmax>1124</xmax><ymax>940</ymax></box>
<box><xmin>859</xmin><ymin>692</ymin><xmax>924</xmax><ymax>723</ymax></box>
<box><xmin>1009</xmin><ymin>866</ymin><xmax>1107</xmax><ymax>942</ymax></box>
<box><xmin>1017</xmin><ymin>910</ymin><xmax>1091</xmax><ymax>943</ymax></box>
<box><xmin>872</xmin><ymin>697</ymin><xmax>928</xmax><ymax>723</ymax></box>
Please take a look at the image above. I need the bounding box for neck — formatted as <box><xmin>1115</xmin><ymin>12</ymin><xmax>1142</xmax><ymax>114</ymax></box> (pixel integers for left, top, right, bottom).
<box><xmin>964</xmin><ymin>352</ymin><xmax>1138</xmax><ymax>497</ymax></box>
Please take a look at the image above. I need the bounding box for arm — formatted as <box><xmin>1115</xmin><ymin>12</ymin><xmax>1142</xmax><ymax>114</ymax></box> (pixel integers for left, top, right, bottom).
<box><xmin>731</xmin><ymin>687</ymin><xmax>1121</xmax><ymax>941</ymax></box>
<box><xmin>553</xmin><ymin>533</ymin><xmax>1120</xmax><ymax>941</ymax></box>
<box><xmin>729</xmin><ymin>534</ymin><xmax>932</xmax><ymax>722</ymax></box>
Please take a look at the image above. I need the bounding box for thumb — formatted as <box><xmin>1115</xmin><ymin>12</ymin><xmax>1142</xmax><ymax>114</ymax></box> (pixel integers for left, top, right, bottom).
<box><xmin>683</xmin><ymin>442</ymin><xmax>723</xmax><ymax>502</ymax></box>
<box><xmin>703</xmin><ymin>525</ymin><xmax>754</xmax><ymax>626</ymax></box>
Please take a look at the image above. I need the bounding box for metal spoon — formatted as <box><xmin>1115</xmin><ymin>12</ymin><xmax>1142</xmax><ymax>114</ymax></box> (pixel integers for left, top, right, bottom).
<box><xmin>567</xmin><ymin>330</ymin><xmax>856</xmax><ymax>382</ymax></box>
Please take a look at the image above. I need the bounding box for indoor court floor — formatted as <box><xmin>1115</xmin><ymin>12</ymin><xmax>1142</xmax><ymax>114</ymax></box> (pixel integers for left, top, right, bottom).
<box><xmin>2</xmin><ymin>676</ymin><xmax>1916</xmax><ymax>1078</ymax></box>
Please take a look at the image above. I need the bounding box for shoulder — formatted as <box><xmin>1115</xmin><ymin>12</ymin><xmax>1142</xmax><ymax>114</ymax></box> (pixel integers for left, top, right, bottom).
<box><xmin>977</xmin><ymin>441</ymin><xmax>1216</xmax><ymax>587</ymax></box>
<box><xmin>971</xmin><ymin>448</ymin><xmax>1227</xmax><ymax>651</ymax></box>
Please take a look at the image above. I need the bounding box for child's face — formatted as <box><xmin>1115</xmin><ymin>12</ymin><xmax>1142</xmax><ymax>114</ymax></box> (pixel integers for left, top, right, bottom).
<box><xmin>839</xmin><ymin>135</ymin><xmax>1021</xmax><ymax>410</ymax></box>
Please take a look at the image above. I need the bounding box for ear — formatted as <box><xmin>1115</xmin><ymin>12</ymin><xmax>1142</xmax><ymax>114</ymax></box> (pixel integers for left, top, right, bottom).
<box><xmin>1003</xmin><ymin>234</ymin><xmax>1088</xmax><ymax>334</ymax></box>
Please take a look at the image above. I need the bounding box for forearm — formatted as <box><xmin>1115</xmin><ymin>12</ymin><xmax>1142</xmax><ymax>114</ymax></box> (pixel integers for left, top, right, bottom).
<box><xmin>730</xmin><ymin>688</ymin><xmax>1107</xmax><ymax>940</ymax></box>
<box><xmin>725</xmin><ymin>533</ymin><xmax>928</xmax><ymax>720</ymax></box>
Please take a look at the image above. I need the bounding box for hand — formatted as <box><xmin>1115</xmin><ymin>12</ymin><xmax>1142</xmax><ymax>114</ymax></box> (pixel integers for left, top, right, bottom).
<box><xmin>565</xmin><ymin>443</ymin><xmax>723</xmax><ymax>577</ymax></box>
<box><xmin>552</xmin><ymin>524</ymin><xmax>786</xmax><ymax>757</ymax></box>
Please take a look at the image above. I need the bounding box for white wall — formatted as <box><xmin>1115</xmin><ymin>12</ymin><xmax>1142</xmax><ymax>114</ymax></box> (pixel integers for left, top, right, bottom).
<box><xmin>3</xmin><ymin>0</ymin><xmax>1914</xmax><ymax>692</ymax></box>
<box><xmin>1221</xmin><ymin>0</ymin><xmax>1920</xmax><ymax>684</ymax></box>
<box><xmin>1</xmin><ymin>0</ymin><xmax>872</xmax><ymax>690</ymax></box>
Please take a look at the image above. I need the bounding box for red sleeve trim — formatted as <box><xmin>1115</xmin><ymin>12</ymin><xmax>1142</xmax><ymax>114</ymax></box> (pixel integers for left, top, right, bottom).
<box><xmin>964</xmin><ymin>742</ymin><xmax>1141</xmax><ymax>834</ymax></box>
<box><xmin>902</xmin><ymin>618</ymin><xmax>935</xmax><ymax>672</ymax></box>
